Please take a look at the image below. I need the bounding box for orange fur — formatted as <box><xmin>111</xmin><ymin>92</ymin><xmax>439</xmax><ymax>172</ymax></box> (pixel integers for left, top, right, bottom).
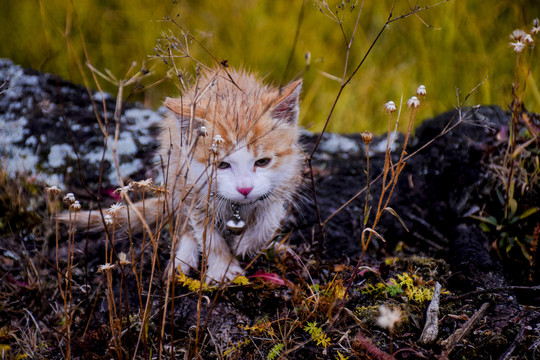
<box><xmin>59</xmin><ymin>68</ymin><xmax>303</xmax><ymax>282</ymax></box>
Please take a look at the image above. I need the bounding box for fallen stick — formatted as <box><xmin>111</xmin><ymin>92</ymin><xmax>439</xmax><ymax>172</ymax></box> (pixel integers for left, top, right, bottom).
<box><xmin>441</xmin><ymin>302</ymin><xmax>490</xmax><ymax>356</ymax></box>
<box><xmin>419</xmin><ymin>282</ymin><xmax>442</xmax><ymax>344</ymax></box>
<box><xmin>441</xmin><ymin>285</ymin><xmax>540</xmax><ymax>303</ymax></box>
<box><xmin>497</xmin><ymin>325</ymin><xmax>525</xmax><ymax>360</ymax></box>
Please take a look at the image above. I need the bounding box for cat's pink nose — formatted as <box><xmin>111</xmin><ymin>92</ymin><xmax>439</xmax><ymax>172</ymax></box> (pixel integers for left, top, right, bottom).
<box><xmin>237</xmin><ymin>187</ymin><xmax>253</xmax><ymax>196</ymax></box>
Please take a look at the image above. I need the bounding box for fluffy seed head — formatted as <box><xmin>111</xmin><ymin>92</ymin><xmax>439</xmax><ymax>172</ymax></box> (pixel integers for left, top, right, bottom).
<box><xmin>377</xmin><ymin>305</ymin><xmax>402</xmax><ymax>330</ymax></box>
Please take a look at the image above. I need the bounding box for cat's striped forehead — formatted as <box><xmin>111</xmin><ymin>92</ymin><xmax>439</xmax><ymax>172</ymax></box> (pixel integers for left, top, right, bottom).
<box><xmin>165</xmin><ymin>68</ymin><xmax>301</xmax><ymax>163</ymax></box>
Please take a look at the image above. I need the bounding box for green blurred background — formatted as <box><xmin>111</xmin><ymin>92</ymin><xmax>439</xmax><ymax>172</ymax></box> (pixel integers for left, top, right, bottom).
<box><xmin>1</xmin><ymin>0</ymin><xmax>539</xmax><ymax>133</ymax></box>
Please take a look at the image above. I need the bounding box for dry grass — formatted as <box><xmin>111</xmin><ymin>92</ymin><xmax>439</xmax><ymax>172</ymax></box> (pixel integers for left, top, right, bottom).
<box><xmin>1</xmin><ymin>2</ymin><xmax>539</xmax><ymax>360</ymax></box>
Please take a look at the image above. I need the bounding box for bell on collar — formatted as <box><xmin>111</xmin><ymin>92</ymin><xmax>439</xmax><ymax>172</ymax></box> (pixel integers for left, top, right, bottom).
<box><xmin>226</xmin><ymin>203</ymin><xmax>246</xmax><ymax>235</ymax></box>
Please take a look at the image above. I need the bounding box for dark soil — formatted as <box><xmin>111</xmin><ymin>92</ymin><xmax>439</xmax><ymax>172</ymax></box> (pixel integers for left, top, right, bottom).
<box><xmin>1</xmin><ymin>59</ymin><xmax>539</xmax><ymax>359</ymax></box>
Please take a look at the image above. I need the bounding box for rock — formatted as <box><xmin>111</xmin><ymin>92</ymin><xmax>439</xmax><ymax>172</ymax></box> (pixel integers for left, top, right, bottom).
<box><xmin>0</xmin><ymin>58</ymin><xmax>162</xmax><ymax>197</ymax></box>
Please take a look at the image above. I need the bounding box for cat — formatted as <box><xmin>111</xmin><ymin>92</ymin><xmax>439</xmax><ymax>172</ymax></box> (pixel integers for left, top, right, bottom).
<box><xmin>61</xmin><ymin>68</ymin><xmax>303</xmax><ymax>283</ymax></box>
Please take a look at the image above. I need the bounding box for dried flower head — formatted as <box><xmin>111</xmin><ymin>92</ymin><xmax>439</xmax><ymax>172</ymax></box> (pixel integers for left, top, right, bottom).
<box><xmin>377</xmin><ymin>305</ymin><xmax>402</xmax><ymax>330</ymax></box>
<box><xmin>198</xmin><ymin>126</ymin><xmax>208</xmax><ymax>137</ymax></box>
<box><xmin>532</xmin><ymin>18</ymin><xmax>540</xmax><ymax>35</ymax></box>
<box><xmin>152</xmin><ymin>184</ymin><xmax>168</xmax><ymax>197</ymax></box>
<box><xmin>510</xmin><ymin>29</ymin><xmax>527</xmax><ymax>41</ymax></box>
<box><xmin>407</xmin><ymin>96</ymin><xmax>421</xmax><ymax>109</ymax></box>
<box><xmin>305</xmin><ymin>51</ymin><xmax>312</xmax><ymax>66</ymax></box>
<box><xmin>46</xmin><ymin>185</ymin><xmax>62</xmax><ymax>197</ymax></box>
<box><xmin>63</xmin><ymin>193</ymin><xmax>76</xmax><ymax>204</ymax></box>
<box><xmin>133</xmin><ymin>178</ymin><xmax>153</xmax><ymax>190</ymax></box>
<box><xmin>104</xmin><ymin>214</ymin><xmax>114</xmax><ymax>226</ymax></box>
<box><xmin>384</xmin><ymin>101</ymin><xmax>397</xmax><ymax>114</ymax></box>
<box><xmin>118</xmin><ymin>252</ymin><xmax>131</xmax><ymax>266</ymax></box>
<box><xmin>97</xmin><ymin>263</ymin><xmax>116</xmax><ymax>273</ymax></box>
<box><xmin>210</xmin><ymin>143</ymin><xmax>219</xmax><ymax>155</ymax></box>
<box><xmin>416</xmin><ymin>85</ymin><xmax>427</xmax><ymax>97</ymax></box>
<box><xmin>213</xmin><ymin>134</ymin><xmax>224</xmax><ymax>145</ymax></box>
<box><xmin>107</xmin><ymin>202</ymin><xmax>125</xmax><ymax>215</ymax></box>
<box><xmin>210</xmin><ymin>134</ymin><xmax>225</xmax><ymax>155</ymax></box>
<box><xmin>70</xmin><ymin>200</ymin><xmax>81</xmax><ymax>212</ymax></box>
<box><xmin>115</xmin><ymin>184</ymin><xmax>133</xmax><ymax>197</ymax></box>
<box><xmin>511</xmin><ymin>40</ymin><xmax>526</xmax><ymax>53</ymax></box>
<box><xmin>361</xmin><ymin>131</ymin><xmax>374</xmax><ymax>145</ymax></box>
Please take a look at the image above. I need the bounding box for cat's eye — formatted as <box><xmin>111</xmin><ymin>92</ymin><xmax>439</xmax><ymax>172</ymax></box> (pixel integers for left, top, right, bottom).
<box><xmin>255</xmin><ymin>158</ymin><xmax>271</xmax><ymax>167</ymax></box>
<box><xmin>217</xmin><ymin>161</ymin><xmax>231</xmax><ymax>169</ymax></box>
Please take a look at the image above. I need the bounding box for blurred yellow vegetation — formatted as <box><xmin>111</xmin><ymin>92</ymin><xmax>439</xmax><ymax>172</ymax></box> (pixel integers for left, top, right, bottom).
<box><xmin>2</xmin><ymin>0</ymin><xmax>539</xmax><ymax>133</ymax></box>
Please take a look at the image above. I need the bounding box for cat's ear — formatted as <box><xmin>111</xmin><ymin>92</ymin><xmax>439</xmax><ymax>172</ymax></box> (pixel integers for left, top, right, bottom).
<box><xmin>164</xmin><ymin>97</ymin><xmax>203</xmax><ymax>133</ymax></box>
<box><xmin>270</xmin><ymin>79</ymin><xmax>302</xmax><ymax>125</ymax></box>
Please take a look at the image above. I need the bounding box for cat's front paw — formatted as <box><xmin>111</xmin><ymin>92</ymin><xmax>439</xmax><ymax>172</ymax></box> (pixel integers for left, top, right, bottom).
<box><xmin>206</xmin><ymin>258</ymin><xmax>244</xmax><ymax>284</ymax></box>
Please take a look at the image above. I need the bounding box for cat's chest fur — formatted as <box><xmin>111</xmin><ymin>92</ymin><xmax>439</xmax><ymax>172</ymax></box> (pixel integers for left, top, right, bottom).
<box><xmin>161</xmin><ymin>68</ymin><xmax>303</xmax><ymax>282</ymax></box>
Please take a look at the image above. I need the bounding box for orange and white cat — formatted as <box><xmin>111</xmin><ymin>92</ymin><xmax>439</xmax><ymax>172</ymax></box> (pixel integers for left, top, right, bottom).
<box><xmin>65</xmin><ymin>68</ymin><xmax>303</xmax><ymax>283</ymax></box>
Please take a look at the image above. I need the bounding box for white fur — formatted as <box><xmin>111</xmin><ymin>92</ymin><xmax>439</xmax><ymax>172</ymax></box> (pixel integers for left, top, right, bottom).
<box><xmin>162</xmin><ymin>72</ymin><xmax>303</xmax><ymax>283</ymax></box>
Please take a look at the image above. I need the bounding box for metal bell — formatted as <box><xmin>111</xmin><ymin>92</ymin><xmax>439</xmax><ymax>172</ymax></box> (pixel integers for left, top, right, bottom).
<box><xmin>226</xmin><ymin>203</ymin><xmax>246</xmax><ymax>235</ymax></box>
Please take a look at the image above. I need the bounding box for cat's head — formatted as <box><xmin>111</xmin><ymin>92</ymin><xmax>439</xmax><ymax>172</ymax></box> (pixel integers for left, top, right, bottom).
<box><xmin>165</xmin><ymin>69</ymin><xmax>302</xmax><ymax>204</ymax></box>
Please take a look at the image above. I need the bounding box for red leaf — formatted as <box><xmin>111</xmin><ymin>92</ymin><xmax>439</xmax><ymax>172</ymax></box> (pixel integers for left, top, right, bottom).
<box><xmin>248</xmin><ymin>270</ymin><xmax>286</xmax><ymax>286</ymax></box>
<box><xmin>102</xmin><ymin>187</ymin><xmax>121</xmax><ymax>201</ymax></box>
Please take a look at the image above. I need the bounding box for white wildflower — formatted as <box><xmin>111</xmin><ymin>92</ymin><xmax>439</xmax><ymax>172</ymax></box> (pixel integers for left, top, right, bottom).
<box><xmin>523</xmin><ymin>34</ymin><xmax>534</xmax><ymax>45</ymax></box>
<box><xmin>384</xmin><ymin>101</ymin><xmax>397</xmax><ymax>113</ymax></box>
<box><xmin>118</xmin><ymin>252</ymin><xmax>130</xmax><ymax>266</ymax></box>
<box><xmin>407</xmin><ymin>96</ymin><xmax>421</xmax><ymax>109</ymax></box>
<box><xmin>532</xmin><ymin>18</ymin><xmax>540</xmax><ymax>35</ymax></box>
<box><xmin>511</xmin><ymin>40</ymin><xmax>526</xmax><ymax>53</ymax></box>
<box><xmin>107</xmin><ymin>202</ymin><xmax>125</xmax><ymax>215</ymax></box>
<box><xmin>416</xmin><ymin>85</ymin><xmax>427</xmax><ymax>97</ymax></box>
<box><xmin>510</xmin><ymin>29</ymin><xmax>527</xmax><ymax>41</ymax></box>
<box><xmin>97</xmin><ymin>263</ymin><xmax>116</xmax><ymax>273</ymax></box>
<box><xmin>104</xmin><ymin>214</ymin><xmax>114</xmax><ymax>226</ymax></box>
<box><xmin>377</xmin><ymin>305</ymin><xmax>402</xmax><ymax>330</ymax></box>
